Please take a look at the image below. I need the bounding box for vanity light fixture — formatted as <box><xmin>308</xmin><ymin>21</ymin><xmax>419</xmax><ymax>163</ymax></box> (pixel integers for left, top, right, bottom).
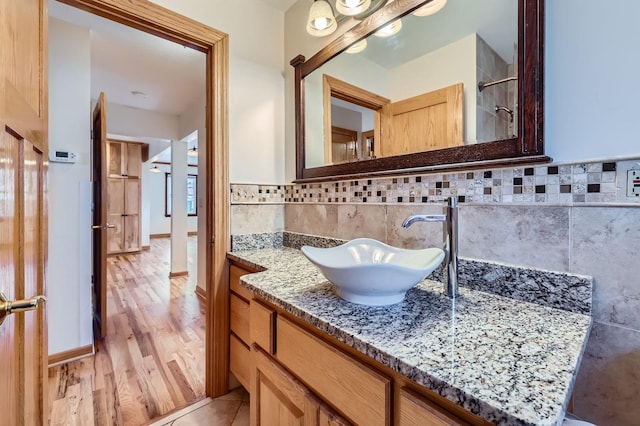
<box><xmin>336</xmin><ymin>0</ymin><xmax>372</xmax><ymax>16</ymax></box>
<box><xmin>412</xmin><ymin>0</ymin><xmax>447</xmax><ymax>17</ymax></box>
<box><xmin>374</xmin><ymin>18</ymin><xmax>402</xmax><ymax>37</ymax></box>
<box><xmin>306</xmin><ymin>0</ymin><xmax>338</xmax><ymax>37</ymax></box>
<box><xmin>187</xmin><ymin>146</ymin><xmax>198</xmax><ymax>157</ymax></box>
<box><xmin>149</xmin><ymin>165</ymin><xmax>161</xmax><ymax>173</ymax></box>
<box><xmin>345</xmin><ymin>38</ymin><xmax>367</xmax><ymax>53</ymax></box>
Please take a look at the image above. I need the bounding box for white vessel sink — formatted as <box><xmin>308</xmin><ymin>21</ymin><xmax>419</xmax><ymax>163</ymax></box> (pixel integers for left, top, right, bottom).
<box><xmin>301</xmin><ymin>238</ymin><xmax>444</xmax><ymax>306</ymax></box>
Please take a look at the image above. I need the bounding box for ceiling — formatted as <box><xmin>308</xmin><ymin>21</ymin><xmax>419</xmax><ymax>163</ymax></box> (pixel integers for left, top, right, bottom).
<box><xmin>49</xmin><ymin>0</ymin><xmax>206</xmax><ymax>117</ymax></box>
<box><xmin>259</xmin><ymin>0</ymin><xmax>298</xmax><ymax>12</ymax></box>
<box><xmin>361</xmin><ymin>0</ymin><xmax>517</xmax><ymax>69</ymax></box>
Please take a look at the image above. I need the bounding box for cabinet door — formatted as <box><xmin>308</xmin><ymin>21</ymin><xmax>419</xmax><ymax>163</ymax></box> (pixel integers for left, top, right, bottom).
<box><xmin>123</xmin><ymin>179</ymin><xmax>140</xmax><ymax>252</ymax></box>
<box><xmin>107</xmin><ymin>178</ymin><xmax>124</xmax><ymax>254</ymax></box>
<box><xmin>124</xmin><ymin>180</ymin><xmax>140</xmax><ymax>215</ymax></box>
<box><xmin>123</xmin><ymin>215</ymin><xmax>140</xmax><ymax>252</ymax></box>
<box><xmin>108</xmin><ymin>141</ymin><xmax>125</xmax><ymax>178</ymax></box>
<box><xmin>319</xmin><ymin>404</ymin><xmax>351</xmax><ymax>426</ymax></box>
<box><xmin>252</xmin><ymin>346</ymin><xmax>320</xmax><ymax>426</ymax></box>
<box><xmin>125</xmin><ymin>143</ymin><xmax>142</xmax><ymax>178</ymax></box>
<box><xmin>398</xmin><ymin>388</ymin><xmax>470</xmax><ymax>426</ymax></box>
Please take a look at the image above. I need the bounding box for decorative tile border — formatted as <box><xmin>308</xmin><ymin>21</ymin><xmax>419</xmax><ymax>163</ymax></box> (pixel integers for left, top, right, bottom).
<box><xmin>285</xmin><ymin>161</ymin><xmax>627</xmax><ymax>204</ymax></box>
<box><xmin>231</xmin><ymin>184</ymin><xmax>286</xmax><ymax>204</ymax></box>
<box><xmin>232</xmin><ymin>158</ymin><xmax>640</xmax><ymax>206</ymax></box>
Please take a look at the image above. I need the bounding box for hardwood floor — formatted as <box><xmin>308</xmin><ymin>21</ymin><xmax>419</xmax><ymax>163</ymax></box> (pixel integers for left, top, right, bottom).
<box><xmin>49</xmin><ymin>237</ymin><xmax>206</xmax><ymax>425</ymax></box>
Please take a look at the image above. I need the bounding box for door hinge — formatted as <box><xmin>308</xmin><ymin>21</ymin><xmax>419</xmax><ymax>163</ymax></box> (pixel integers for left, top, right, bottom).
<box><xmin>210</xmin><ymin>236</ymin><xmax>215</xmax><ymax>246</ymax></box>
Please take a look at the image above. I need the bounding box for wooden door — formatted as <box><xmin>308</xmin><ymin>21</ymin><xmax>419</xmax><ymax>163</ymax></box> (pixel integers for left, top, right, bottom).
<box><xmin>252</xmin><ymin>346</ymin><xmax>320</xmax><ymax>426</ymax></box>
<box><xmin>0</xmin><ymin>0</ymin><xmax>48</xmax><ymax>423</ymax></box>
<box><xmin>381</xmin><ymin>83</ymin><xmax>463</xmax><ymax>157</ymax></box>
<box><xmin>92</xmin><ymin>92</ymin><xmax>109</xmax><ymax>339</ymax></box>
<box><xmin>330</xmin><ymin>126</ymin><xmax>358</xmax><ymax>164</ymax></box>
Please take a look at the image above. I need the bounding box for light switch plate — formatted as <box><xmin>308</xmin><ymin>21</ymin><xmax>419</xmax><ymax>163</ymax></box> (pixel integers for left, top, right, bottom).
<box><xmin>628</xmin><ymin>170</ymin><xmax>640</xmax><ymax>197</ymax></box>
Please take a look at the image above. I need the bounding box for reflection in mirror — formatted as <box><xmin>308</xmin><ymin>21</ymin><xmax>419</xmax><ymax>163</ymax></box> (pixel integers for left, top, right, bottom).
<box><xmin>304</xmin><ymin>0</ymin><xmax>518</xmax><ymax>168</ymax></box>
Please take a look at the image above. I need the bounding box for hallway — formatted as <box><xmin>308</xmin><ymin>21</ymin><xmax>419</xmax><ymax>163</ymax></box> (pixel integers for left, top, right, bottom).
<box><xmin>48</xmin><ymin>236</ymin><xmax>206</xmax><ymax>425</ymax></box>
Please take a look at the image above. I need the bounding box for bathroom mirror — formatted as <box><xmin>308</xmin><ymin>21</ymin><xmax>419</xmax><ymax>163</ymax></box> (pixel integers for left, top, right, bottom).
<box><xmin>292</xmin><ymin>0</ymin><xmax>546</xmax><ymax>181</ymax></box>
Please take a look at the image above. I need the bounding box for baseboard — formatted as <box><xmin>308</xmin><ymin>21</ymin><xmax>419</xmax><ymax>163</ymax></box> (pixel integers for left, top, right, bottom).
<box><xmin>195</xmin><ymin>286</ymin><xmax>207</xmax><ymax>301</ymax></box>
<box><xmin>142</xmin><ymin>245</ymin><xmax>150</xmax><ymax>251</ymax></box>
<box><xmin>169</xmin><ymin>271</ymin><xmax>188</xmax><ymax>278</ymax></box>
<box><xmin>48</xmin><ymin>344</ymin><xmax>94</xmax><ymax>367</ymax></box>
<box><xmin>150</xmin><ymin>232</ymin><xmax>197</xmax><ymax>238</ymax></box>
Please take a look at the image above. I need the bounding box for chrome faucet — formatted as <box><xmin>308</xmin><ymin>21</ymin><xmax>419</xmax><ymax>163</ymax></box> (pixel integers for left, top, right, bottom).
<box><xmin>401</xmin><ymin>196</ymin><xmax>458</xmax><ymax>298</ymax></box>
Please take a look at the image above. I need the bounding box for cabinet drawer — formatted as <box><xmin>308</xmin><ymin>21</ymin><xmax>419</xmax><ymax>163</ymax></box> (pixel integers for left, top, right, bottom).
<box><xmin>398</xmin><ymin>387</ymin><xmax>470</xmax><ymax>426</ymax></box>
<box><xmin>230</xmin><ymin>294</ymin><xmax>250</xmax><ymax>344</ymax></box>
<box><xmin>230</xmin><ymin>265</ymin><xmax>254</xmax><ymax>301</ymax></box>
<box><xmin>276</xmin><ymin>316</ymin><xmax>391</xmax><ymax>426</ymax></box>
<box><xmin>229</xmin><ymin>333</ymin><xmax>250</xmax><ymax>390</ymax></box>
<box><xmin>250</xmin><ymin>300</ymin><xmax>276</xmax><ymax>354</ymax></box>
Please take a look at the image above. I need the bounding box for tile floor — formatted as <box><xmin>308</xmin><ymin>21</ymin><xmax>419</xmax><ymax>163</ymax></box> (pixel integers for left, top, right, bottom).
<box><xmin>149</xmin><ymin>387</ymin><xmax>249</xmax><ymax>426</ymax></box>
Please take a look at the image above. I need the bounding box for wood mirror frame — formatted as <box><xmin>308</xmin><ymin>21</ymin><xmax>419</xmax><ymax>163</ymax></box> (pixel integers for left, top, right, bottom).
<box><xmin>292</xmin><ymin>0</ymin><xmax>546</xmax><ymax>182</ymax></box>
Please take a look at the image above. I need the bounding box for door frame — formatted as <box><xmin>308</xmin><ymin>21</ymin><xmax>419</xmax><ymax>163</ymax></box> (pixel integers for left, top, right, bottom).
<box><xmin>58</xmin><ymin>0</ymin><xmax>230</xmax><ymax>397</ymax></box>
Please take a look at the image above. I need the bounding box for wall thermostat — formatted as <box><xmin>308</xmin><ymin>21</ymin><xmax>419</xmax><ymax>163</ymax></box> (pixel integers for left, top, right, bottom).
<box><xmin>49</xmin><ymin>150</ymin><xmax>77</xmax><ymax>163</ymax></box>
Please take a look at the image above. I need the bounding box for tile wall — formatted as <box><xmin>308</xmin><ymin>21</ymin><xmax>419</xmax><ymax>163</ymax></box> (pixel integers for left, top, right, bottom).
<box><xmin>230</xmin><ymin>157</ymin><xmax>640</xmax><ymax>425</ymax></box>
<box><xmin>476</xmin><ymin>34</ymin><xmax>512</xmax><ymax>142</ymax></box>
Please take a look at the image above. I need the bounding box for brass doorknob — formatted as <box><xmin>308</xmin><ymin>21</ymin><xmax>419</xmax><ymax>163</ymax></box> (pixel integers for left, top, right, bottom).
<box><xmin>0</xmin><ymin>293</ymin><xmax>46</xmax><ymax>326</ymax></box>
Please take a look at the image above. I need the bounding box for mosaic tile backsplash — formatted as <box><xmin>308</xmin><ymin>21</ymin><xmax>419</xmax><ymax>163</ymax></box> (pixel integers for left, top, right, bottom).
<box><xmin>231</xmin><ymin>184</ymin><xmax>286</xmax><ymax>204</ymax></box>
<box><xmin>231</xmin><ymin>158</ymin><xmax>640</xmax><ymax>206</ymax></box>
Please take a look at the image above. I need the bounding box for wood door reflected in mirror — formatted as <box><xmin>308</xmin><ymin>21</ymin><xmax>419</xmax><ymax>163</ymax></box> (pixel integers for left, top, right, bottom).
<box><xmin>322</xmin><ymin>76</ymin><xmax>463</xmax><ymax>165</ymax></box>
<box><xmin>292</xmin><ymin>0</ymin><xmax>546</xmax><ymax>181</ymax></box>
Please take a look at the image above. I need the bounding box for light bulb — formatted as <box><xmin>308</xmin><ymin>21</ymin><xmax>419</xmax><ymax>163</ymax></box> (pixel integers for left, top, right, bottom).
<box><xmin>336</xmin><ymin>0</ymin><xmax>372</xmax><ymax>17</ymax></box>
<box><xmin>313</xmin><ymin>16</ymin><xmax>329</xmax><ymax>30</ymax></box>
<box><xmin>412</xmin><ymin>0</ymin><xmax>447</xmax><ymax>17</ymax></box>
<box><xmin>346</xmin><ymin>39</ymin><xmax>367</xmax><ymax>54</ymax></box>
<box><xmin>374</xmin><ymin>18</ymin><xmax>402</xmax><ymax>37</ymax></box>
<box><xmin>307</xmin><ymin>0</ymin><xmax>337</xmax><ymax>36</ymax></box>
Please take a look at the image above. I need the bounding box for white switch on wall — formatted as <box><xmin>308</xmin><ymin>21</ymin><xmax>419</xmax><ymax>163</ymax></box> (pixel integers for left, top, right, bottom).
<box><xmin>628</xmin><ymin>170</ymin><xmax>640</xmax><ymax>197</ymax></box>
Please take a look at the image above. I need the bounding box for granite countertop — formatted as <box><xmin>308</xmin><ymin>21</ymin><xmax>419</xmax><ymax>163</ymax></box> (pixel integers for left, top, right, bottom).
<box><xmin>228</xmin><ymin>247</ymin><xmax>592</xmax><ymax>426</ymax></box>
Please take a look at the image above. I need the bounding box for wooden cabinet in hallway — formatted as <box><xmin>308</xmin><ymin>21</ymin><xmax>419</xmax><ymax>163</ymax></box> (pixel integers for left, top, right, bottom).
<box><xmin>106</xmin><ymin>140</ymin><xmax>145</xmax><ymax>254</ymax></box>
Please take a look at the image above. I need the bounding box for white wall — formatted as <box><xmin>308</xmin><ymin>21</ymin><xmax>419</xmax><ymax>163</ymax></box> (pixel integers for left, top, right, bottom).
<box><xmin>147</xmin><ymin>162</ymin><xmax>198</xmax><ymax>235</ymax></box>
<box><xmin>106</xmin><ymin>102</ymin><xmax>180</xmax><ymax>141</ymax></box>
<box><xmin>545</xmin><ymin>1</ymin><xmax>640</xmax><ymax>162</ymax></box>
<box><xmin>179</xmin><ymin>95</ymin><xmax>207</xmax><ymax>290</ymax></box>
<box><xmin>390</xmin><ymin>33</ymin><xmax>477</xmax><ymax>143</ymax></box>
<box><xmin>285</xmin><ymin>0</ymin><xmax>640</xmax><ymax>181</ymax></box>
<box><xmin>48</xmin><ymin>18</ymin><xmax>93</xmax><ymax>356</ymax></box>
<box><xmin>229</xmin><ymin>57</ymin><xmax>286</xmax><ymax>183</ymax></box>
<box><xmin>150</xmin><ymin>0</ymin><xmax>287</xmax><ymax>184</ymax></box>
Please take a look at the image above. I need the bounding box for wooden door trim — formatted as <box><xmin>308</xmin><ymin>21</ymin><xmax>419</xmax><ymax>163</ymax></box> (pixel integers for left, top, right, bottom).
<box><xmin>59</xmin><ymin>0</ymin><xmax>230</xmax><ymax>397</ymax></box>
<box><xmin>322</xmin><ymin>74</ymin><xmax>390</xmax><ymax>164</ymax></box>
<box><xmin>4</xmin><ymin>81</ymin><xmax>46</xmax><ymax>152</ymax></box>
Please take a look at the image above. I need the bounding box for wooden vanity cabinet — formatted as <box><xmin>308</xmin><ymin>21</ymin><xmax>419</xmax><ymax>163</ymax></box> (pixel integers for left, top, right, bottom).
<box><xmin>228</xmin><ymin>261</ymin><xmax>489</xmax><ymax>426</ymax></box>
<box><xmin>398</xmin><ymin>387</ymin><xmax>470</xmax><ymax>426</ymax></box>
<box><xmin>252</xmin><ymin>345</ymin><xmax>322</xmax><ymax>425</ymax></box>
<box><xmin>229</xmin><ymin>264</ymin><xmax>255</xmax><ymax>390</ymax></box>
